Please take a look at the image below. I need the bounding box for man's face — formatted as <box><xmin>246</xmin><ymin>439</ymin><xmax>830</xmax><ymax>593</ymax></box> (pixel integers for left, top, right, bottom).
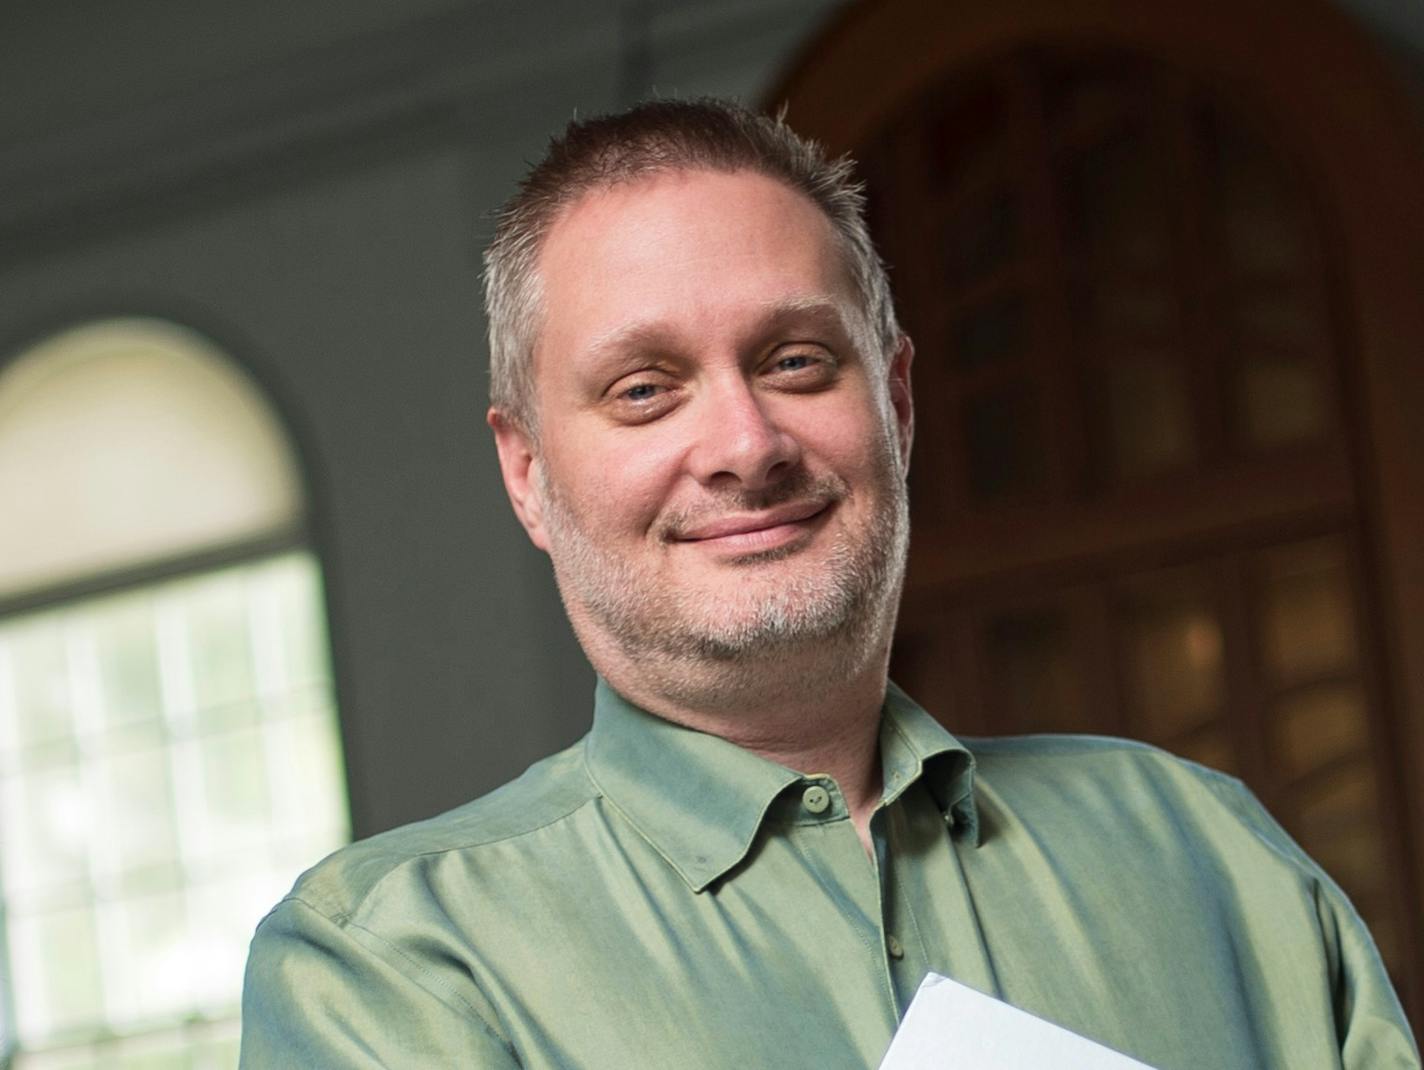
<box><xmin>492</xmin><ymin>169</ymin><xmax>913</xmax><ymax>669</ymax></box>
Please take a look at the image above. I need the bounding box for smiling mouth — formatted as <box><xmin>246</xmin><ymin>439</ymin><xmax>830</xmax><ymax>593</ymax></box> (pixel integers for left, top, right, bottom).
<box><xmin>670</xmin><ymin>499</ymin><xmax>832</xmax><ymax>552</ymax></box>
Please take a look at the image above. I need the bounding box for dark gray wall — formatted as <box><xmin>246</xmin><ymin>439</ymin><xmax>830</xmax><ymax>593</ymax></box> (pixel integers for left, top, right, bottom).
<box><xmin>2</xmin><ymin>0</ymin><xmax>1419</xmax><ymax>837</ymax></box>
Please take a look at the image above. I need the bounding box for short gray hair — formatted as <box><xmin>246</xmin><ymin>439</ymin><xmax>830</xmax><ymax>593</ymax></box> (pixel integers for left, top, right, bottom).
<box><xmin>482</xmin><ymin>97</ymin><xmax>900</xmax><ymax>432</ymax></box>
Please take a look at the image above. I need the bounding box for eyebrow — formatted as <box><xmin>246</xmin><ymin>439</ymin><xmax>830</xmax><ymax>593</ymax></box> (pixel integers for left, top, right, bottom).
<box><xmin>583</xmin><ymin>295</ymin><xmax>858</xmax><ymax>367</ymax></box>
<box><xmin>583</xmin><ymin>322</ymin><xmax>681</xmax><ymax>368</ymax></box>
<box><xmin>756</xmin><ymin>296</ymin><xmax>859</xmax><ymax>343</ymax></box>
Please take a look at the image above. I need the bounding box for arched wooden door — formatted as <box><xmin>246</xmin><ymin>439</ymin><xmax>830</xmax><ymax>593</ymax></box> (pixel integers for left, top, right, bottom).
<box><xmin>770</xmin><ymin>0</ymin><xmax>1424</xmax><ymax>1022</ymax></box>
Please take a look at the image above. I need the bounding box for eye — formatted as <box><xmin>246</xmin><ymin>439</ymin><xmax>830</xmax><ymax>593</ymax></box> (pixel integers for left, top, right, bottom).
<box><xmin>764</xmin><ymin>346</ymin><xmax>838</xmax><ymax>389</ymax></box>
<box><xmin>604</xmin><ymin>373</ymin><xmax>680</xmax><ymax>423</ymax></box>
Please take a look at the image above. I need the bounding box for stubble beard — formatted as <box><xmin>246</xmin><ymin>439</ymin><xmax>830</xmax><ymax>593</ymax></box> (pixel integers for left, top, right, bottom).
<box><xmin>536</xmin><ymin>441</ymin><xmax>910</xmax><ymax>702</ymax></box>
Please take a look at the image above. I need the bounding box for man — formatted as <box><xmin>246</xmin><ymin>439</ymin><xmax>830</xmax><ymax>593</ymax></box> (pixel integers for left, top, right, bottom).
<box><xmin>240</xmin><ymin>99</ymin><xmax>1417</xmax><ymax>1068</ymax></box>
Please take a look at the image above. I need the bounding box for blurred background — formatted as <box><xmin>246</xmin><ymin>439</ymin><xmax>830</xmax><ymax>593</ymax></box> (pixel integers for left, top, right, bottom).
<box><xmin>1</xmin><ymin>0</ymin><xmax>1422</xmax><ymax>1065</ymax></box>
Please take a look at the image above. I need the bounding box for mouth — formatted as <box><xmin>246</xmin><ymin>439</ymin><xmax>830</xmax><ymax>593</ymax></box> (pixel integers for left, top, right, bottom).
<box><xmin>670</xmin><ymin>499</ymin><xmax>832</xmax><ymax>554</ymax></box>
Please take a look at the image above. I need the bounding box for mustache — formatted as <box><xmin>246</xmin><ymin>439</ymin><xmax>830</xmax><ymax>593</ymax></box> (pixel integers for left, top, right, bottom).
<box><xmin>655</xmin><ymin>470</ymin><xmax>847</xmax><ymax>541</ymax></box>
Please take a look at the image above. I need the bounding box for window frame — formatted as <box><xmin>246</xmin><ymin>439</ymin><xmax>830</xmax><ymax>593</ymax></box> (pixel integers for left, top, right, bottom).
<box><xmin>0</xmin><ymin>317</ymin><xmax>349</xmax><ymax>1067</ymax></box>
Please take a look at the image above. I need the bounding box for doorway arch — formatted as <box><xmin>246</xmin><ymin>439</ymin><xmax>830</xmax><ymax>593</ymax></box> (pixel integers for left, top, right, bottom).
<box><xmin>770</xmin><ymin>0</ymin><xmax>1424</xmax><ymax>1021</ymax></box>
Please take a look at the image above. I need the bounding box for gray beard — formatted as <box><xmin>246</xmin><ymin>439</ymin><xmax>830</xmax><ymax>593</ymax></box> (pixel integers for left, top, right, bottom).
<box><xmin>538</xmin><ymin>450</ymin><xmax>910</xmax><ymax>680</ymax></box>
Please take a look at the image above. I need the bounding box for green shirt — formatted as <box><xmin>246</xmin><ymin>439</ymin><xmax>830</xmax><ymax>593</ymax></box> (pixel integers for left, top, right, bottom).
<box><xmin>240</xmin><ymin>681</ymin><xmax>1416</xmax><ymax>1068</ymax></box>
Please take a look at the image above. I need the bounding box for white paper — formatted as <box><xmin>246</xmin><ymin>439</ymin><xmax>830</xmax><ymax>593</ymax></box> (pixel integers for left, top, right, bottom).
<box><xmin>878</xmin><ymin>973</ymin><xmax>1158</xmax><ymax>1069</ymax></box>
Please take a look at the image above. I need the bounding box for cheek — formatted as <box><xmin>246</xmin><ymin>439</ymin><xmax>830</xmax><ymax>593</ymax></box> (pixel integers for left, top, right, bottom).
<box><xmin>557</xmin><ymin>438</ymin><xmax>682</xmax><ymax>532</ymax></box>
<box><xmin>798</xmin><ymin>405</ymin><xmax>893</xmax><ymax>475</ymax></box>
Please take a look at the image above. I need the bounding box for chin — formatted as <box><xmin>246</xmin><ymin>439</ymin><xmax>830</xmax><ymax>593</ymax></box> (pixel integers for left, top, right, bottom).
<box><xmin>656</xmin><ymin>584</ymin><xmax>874</xmax><ymax>662</ymax></box>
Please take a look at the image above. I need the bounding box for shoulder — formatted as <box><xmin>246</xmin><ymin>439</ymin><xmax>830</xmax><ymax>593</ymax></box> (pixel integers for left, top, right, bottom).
<box><xmin>962</xmin><ymin>733</ymin><xmax>1301</xmax><ymax>864</ymax></box>
<box><xmin>965</xmin><ymin>731</ymin><xmax>1240</xmax><ymax>799</ymax></box>
<box><xmin>276</xmin><ymin>738</ymin><xmax>600</xmax><ymax>924</ymax></box>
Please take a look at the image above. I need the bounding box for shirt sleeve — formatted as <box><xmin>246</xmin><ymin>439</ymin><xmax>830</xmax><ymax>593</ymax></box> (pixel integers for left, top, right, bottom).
<box><xmin>239</xmin><ymin>896</ymin><xmax>521</xmax><ymax>1068</ymax></box>
<box><xmin>1219</xmin><ymin>776</ymin><xmax>1419</xmax><ymax>1068</ymax></box>
<box><xmin>1324</xmin><ymin>877</ymin><xmax>1420</xmax><ymax>1070</ymax></box>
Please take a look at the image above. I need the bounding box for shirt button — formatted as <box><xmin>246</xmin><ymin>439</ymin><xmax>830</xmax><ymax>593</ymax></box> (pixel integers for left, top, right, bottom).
<box><xmin>802</xmin><ymin>785</ymin><xmax>831</xmax><ymax>814</ymax></box>
<box><xmin>886</xmin><ymin>934</ymin><xmax>905</xmax><ymax>960</ymax></box>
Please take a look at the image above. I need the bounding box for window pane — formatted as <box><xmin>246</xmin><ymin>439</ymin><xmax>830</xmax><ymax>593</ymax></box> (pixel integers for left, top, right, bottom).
<box><xmin>1061</xmin><ymin>127</ymin><xmax>1169</xmax><ymax>268</ymax></box>
<box><xmin>9</xmin><ymin>906</ymin><xmax>104</xmax><ymax>1040</ymax></box>
<box><xmin>89</xmin><ymin>598</ymin><xmax>164</xmax><ymax>733</ymax></box>
<box><xmin>187</xmin><ymin>872</ymin><xmax>295</xmax><ymax>1012</ymax></box>
<box><xmin>1</xmin><ymin>762</ymin><xmax>92</xmax><ymax>903</ymax></box>
<box><xmin>267</xmin><ymin>711</ymin><xmax>349</xmax><ymax>843</ymax></box>
<box><xmin>982</xmin><ymin>609</ymin><xmax>1086</xmax><ymax>733</ymax></box>
<box><xmin>0</xmin><ymin>616</ymin><xmax>74</xmax><ymax>754</ymax></box>
<box><xmin>13</xmin><ymin>1043</ymin><xmax>110</xmax><ymax>1070</ymax></box>
<box><xmin>92</xmin><ymin>744</ymin><xmax>180</xmax><ymax>891</ymax></box>
<box><xmin>963</xmin><ymin>386</ymin><xmax>1045</xmax><ymax>500</ymax></box>
<box><xmin>1236</xmin><ymin>353</ymin><xmax>1329</xmax><ymax>449</ymax></box>
<box><xmin>99</xmin><ymin>890</ymin><xmax>192</xmax><ymax>1024</ymax></box>
<box><xmin>110</xmin><ymin>1036</ymin><xmax>189</xmax><ymax>1070</ymax></box>
<box><xmin>944</xmin><ymin>188</ymin><xmax>1019</xmax><ymax>286</ymax></box>
<box><xmin>1258</xmin><ymin>538</ymin><xmax>1356</xmax><ymax>687</ymax></box>
<box><xmin>1235</xmin><ymin>287</ymin><xmax>1329</xmax><ymax>349</ymax></box>
<box><xmin>1276</xmin><ymin>683</ymin><xmax>1370</xmax><ymax>780</ymax></box>
<box><xmin>1119</xmin><ymin>582</ymin><xmax>1225</xmax><ymax>740</ymax></box>
<box><xmin>1210</xmin><ymin>112</ymin><xmax>1312</xmax><ymax>277</ymax></box>
<box><xmin>259</xmin><ymin>554</ymin><xmax>329</xmax><ymax>693</ymax></box>
<box><xmin>1098</xmin><ymin>357</ymin><xmax>1196</xmax><ymax>480</ymax></box>
<box><xmin>14</xmin><ymin>1020</ymin><xmax>237</xmax><ymax>1070</ymax></box>
<box><xmin>179</xmin><ymin>577</ymin><xmax>258</xmax><ymax>728</ymax></box>
<box><xmin>952</xmin><ymin>293</ymin><xmax>1026</xmax><ymax>372</ymax></box>
<box><xmin>195</xmin><ymin>1024</ymin><xmax>242</xmax><ymax>1070</ymax></box>
<box><xmin>0</xmin><ymin>552</ymin><xmax>348</xmax><ymax>1059</ymax></box>
<box><xmin>195</xmin><ymin>725</ymin><xmax>272</xmax><ymax>855</ymax></box>
<box><xmin>1171</xmin><ymin>725</ymin><xmax>1237</xmax><ymax>776</ymax></box>
<box><xmin>1074</xmin><ymin>275</ymin><xmax>1178</xmax><ymax>340</ymax></box>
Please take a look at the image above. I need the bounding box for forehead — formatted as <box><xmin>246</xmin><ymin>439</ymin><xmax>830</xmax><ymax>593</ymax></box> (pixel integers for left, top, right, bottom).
<box><xmin>532</xmin><ymin>169</ymin><xmax>860</xmax><ymax>366</ymax></box>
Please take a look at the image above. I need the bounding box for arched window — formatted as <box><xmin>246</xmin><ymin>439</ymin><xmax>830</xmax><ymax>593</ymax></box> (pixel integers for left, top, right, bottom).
<box><xmin>0</xmin><ymin>319</ymin><xmax>350</xmax><ymax>1067</ymax></box>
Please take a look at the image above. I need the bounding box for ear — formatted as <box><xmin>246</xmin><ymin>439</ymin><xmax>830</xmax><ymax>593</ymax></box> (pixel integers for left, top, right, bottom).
<box><xmin>886</xmin><ymin>334</ymin><xmax>915</xmax><ymax>470</ymax></box>
<box><xmin>488</xmin><ymin>407</ymin><xmax>551</xmax><ymax>553</ymax></box>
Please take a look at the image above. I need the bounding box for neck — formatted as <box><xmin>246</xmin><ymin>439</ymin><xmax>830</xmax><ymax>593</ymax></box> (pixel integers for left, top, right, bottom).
<box><xmin>593</xmin><ymin>631</ymin><xmax>892</xmax><ymax>851</ymax></box>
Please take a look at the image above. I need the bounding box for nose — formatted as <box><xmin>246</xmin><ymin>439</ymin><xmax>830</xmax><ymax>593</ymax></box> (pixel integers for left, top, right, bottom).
<box><xmin>687</xmin><ymin>376</ymin><xmax>801</xmax><ymax>489</ymax></box>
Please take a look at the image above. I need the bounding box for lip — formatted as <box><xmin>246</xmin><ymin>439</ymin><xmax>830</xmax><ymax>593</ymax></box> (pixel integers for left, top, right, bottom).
<box><xmin>672</xmin><ymin>499</ymin><xmax>831</xmax><ymax>547</ymax></box>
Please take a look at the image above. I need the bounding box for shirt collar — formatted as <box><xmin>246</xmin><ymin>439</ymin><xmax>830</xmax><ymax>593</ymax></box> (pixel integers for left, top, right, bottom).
<box><xmin>878</xmin><ymin>680</ymin><xmax>980</xmax><ymax>845</ymax></box>
<box><xmin>584</xmin><ymin>678</ymin><xmax>979</xmax><ymax>892</ymax></box>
